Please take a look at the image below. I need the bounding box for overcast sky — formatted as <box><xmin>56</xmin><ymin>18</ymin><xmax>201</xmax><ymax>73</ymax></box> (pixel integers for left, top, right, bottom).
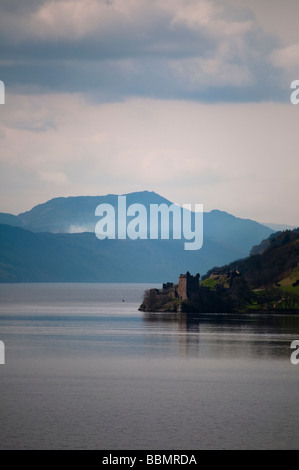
<box><xmin>0</xmin><ymin>0</ymin><xmax>298</xmax><ymax>225</ymax></box>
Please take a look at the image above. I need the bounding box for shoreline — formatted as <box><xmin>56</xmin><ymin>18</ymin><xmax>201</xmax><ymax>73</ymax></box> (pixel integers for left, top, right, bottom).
<box><xmin>140</xmin><ymin>309</ymin><xmax>299</xmax><ymax>316</ymax></box>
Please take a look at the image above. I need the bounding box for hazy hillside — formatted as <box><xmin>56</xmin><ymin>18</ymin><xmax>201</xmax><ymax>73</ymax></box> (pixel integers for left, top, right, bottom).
<box><xmin>0</xmin><ymin>191</ymin><xmax>277</xmax><ymax>282</ymax></box>
<box><xmin>17</xmin><ymin>191</ymin><xmax>172</xmax><ymax>233</ymax></box>
<box><xmin>0</xmin><ymin>222</ymin><xmax>266</xmax><ymax>283</ymax></box>
<box><xmin>15</xmin><ymin>191</ymin><xmax>273</xmax><ymax>258</ymax></box>
<box><xmin>0</xmin><ymin>213</ymin><xmax>23</xmax><ymax>228</ymax></box>
<box><xmin>202</xmin><ymin>209</ymin><xmax>273</xmax><ymax>257</ymax></box>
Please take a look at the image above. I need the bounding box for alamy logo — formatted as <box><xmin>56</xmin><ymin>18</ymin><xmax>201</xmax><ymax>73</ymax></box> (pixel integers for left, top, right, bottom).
<box><xmin>0</xmin><ymin>341</ymin><xmax>5</xmax><ymax>365</ymax></box>
<box><xmin>290</xmin><ymin>340</ymin><xmax>299</xmax><ymax>365</ymax></box>
<box><xmin>290</xmin><ymin>80</ymin><xmax>299</xmax><ymax>105</ymax></box>
<box><xmin>0</xmin><ymin>81</ymin><xmax>4</xmax><ymax>104</ymax></box>
<box><xmin>95</xmin><ymin>196</ymin><xmax>203</xmax><ymax>250</ymax></box>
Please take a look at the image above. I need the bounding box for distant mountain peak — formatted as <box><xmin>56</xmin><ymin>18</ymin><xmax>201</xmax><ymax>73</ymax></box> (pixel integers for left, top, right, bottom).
<box><xmin>0</xmin><ymin>191</ymin><xmax>280</xmax><ymax>283</ymax></box>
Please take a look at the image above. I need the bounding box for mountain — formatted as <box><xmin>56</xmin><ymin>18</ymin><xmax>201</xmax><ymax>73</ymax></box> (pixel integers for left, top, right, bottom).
<box><xmin>262</xmin><ymin>222</ymin><xmax>296</xmax><ymax>232</ymax></box>
<box><xmin>0</xmin><ymin>223</ymin><xmax>154</xmax><ymax>283</ymax></box>
<box><xmin>17</xmin><ymin>191</ymin><xmax>172</xmax><ymax>233</ymax></box>
<box><xmin>0</xmin><ymin>191</ymin><xmax>276</xmax><ymax>282</ymax></box>
<box><xmin>16</xmin><ymin>191</ymin><xmax>273</xmax><ymax>258</ymax></box>
<box><xmin>0</xmin><ymin>212</ymin><xmax>23</xmax><ymax>228</ymax></box>
<box><xmin>0</xmin><ymin>221</ymin><xmax>271</xmax><ymax>283</ymax></box>
<box><xmin>204</xmin><ymin>228</ymin><xmax>299</xmax><ymax>290</ymax></box>
<box><xmin>202</xmin><ymin>209</ymin><xmax>273</xmax><ymax>258</ymax></box>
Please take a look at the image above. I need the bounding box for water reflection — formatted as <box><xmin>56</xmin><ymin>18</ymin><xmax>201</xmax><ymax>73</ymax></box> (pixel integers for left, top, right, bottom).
<box><xmin>143</xmin><ymin>312</ymin><xmax>299</xmax><ymax>359</ymax></box>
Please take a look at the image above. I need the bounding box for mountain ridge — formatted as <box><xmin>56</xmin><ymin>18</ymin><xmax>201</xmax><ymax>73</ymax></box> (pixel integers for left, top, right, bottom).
<box><xmin>0</xmin><ymin>191</ymin><xmax>276</xmax><ymax>283</ymax></box>
<box><xmin>0</xmin><ymin>220</ymin><xmax>270</xmax><ymax>283</ymax></box>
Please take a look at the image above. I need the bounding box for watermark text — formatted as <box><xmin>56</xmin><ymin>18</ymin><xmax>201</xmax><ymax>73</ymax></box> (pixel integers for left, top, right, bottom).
<box><xmin>290</xmin><ymin>340</ymin><xmax>299</xmax><ymax>365</ymax></box>
<box><xmin>0</xmin><ymin>340</ymin><xmax>5</xmax><ymax>365</ymax></box>
<box><xmin>290</xmin><ymin>80</ymin><xmax>299</xmax><ymax>105</ymax></box>
<box><xmin>0</xmin><ymin>81</ymin><xmax>4</xmax><ymax>104</ymax></box>
<box><xmin>95</xmin><ymin>196</ymin><xmax>203</xmax><ymax>251</ymax></box>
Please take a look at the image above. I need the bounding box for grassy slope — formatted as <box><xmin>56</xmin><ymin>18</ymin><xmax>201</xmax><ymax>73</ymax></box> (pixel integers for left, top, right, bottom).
<box><xmin>278</xmin><ymin>262</ymin><xmax>299</xmax><ymax>290</ymax></box>
<box><xmin>203</xmin><ymin>230</ymin><xmax>299</xmax><ymax>312</ymax></box>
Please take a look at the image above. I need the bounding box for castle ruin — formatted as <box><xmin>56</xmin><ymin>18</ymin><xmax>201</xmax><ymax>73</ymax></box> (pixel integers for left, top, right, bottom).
<box><xmin>158</xmin><ymin>272</ymin><xmax>200</xmax><ymax>300</ymax></box>
<box><xmin>139</xmin><ymin>272</ymin><xmax>201</xmax><ymax>312</ymax></box>
<box><xmin>177</xmin><ymin>272</ymin><xmax>200</xmax><ymax>300</ymax></box>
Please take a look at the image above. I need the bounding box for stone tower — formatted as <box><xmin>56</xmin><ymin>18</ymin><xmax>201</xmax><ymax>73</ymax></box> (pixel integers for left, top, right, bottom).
<box><xmin>177</xmin><ymin>272</ymin><xmax>200</xmax><ymax>300</ymax></box>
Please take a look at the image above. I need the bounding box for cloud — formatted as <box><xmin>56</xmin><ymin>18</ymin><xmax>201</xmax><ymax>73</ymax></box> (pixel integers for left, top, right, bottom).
<box><xmin>38</xmin><ymin>171</ymin><xmax>70</xmax><ymax>186</ymax></box>
<box><xmin>171</xmin><ymin>57</ymin><xmax>255</xmax><ymax>90</ymax></box>
<box><xmin>0</xmin><ymin>1</ymin><xmax>298</xmax><ymax>228</ymax></box>
<box><xmin>167</xmin><ymin>0</ymin><xmax>254</xmax><ymax>38</ymax></box>
<box><xmin>225</xmin><ymin>0</ymin><xmax>299</xmax><ymax>46</ymax></box>
<box><xmin>0</xmin><ymin>0</ymin><xmax>284</xmax><ymax>102</ymax></box>
<box><xmin>0</xmin><ymin>93</ymin><xmax>298</xmax><ymax>225</ymax></box>
<box><xmin>271</xmin><ymin>43</ymin><xmax>299</xmax><ymax>70</ymax></box>
<box><xmin>68</xmin><ymin>224</ymin><xmax>94</xmax><ymax>233</ymax></box>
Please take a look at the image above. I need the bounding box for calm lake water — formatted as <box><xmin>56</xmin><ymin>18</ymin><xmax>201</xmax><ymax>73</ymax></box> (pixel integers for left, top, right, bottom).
<box><xmin>0</xmin><ymin>283</ymin><xmax>299</xmax><ymax>450</ymax></box>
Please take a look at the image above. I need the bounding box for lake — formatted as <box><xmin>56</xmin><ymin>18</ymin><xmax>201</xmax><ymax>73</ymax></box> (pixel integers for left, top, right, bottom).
<box><xmin>0</xmin><ymin>283</ymin><xmax>298</xmax><ymax>450</ymax></box>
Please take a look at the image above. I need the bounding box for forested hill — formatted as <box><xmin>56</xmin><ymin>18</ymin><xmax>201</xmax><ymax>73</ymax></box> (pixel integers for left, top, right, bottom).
<box><xmin>204</xmin><ymin>229</ymin><xmax>299</xmax><ymax>289</ymax></box>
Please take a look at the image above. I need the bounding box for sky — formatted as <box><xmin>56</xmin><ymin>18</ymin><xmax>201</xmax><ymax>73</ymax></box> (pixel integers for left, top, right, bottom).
<box><xmin>0</xmin><ymin>0</ymin><xmax>298</xmax><ymax>225</ymax></box>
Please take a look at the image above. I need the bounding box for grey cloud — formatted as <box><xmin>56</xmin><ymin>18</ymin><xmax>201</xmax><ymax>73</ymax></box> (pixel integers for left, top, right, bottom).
<box><xmin>15</xmin><ymin>120</ymin><xmax>56</xmax><ymax>133</ymax></box>
<box><xmin>0</xmin><ymin>0</ymin><xmax>43</xmax><ymax>14</ymax></box>
<box><xmin>0</xmin><ymin>0</ymin><xmax>287</xmax><ymax>102</ymax></box>
<box><xmin>2</xmin><ymin>57</ymin><xmax>285</xmax><ymax>104</ymax></box>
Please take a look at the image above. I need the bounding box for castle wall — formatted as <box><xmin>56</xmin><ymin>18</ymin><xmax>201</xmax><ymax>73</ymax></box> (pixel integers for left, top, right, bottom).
<box><xmin>178</xmin><ymin>272</ymin><xmax>200</xmax><ymax>300</ymax></box>
<box><xmin>178</xmin><ymin>275</ymin><xmax>188</xmax><ymax>300</ymax></box>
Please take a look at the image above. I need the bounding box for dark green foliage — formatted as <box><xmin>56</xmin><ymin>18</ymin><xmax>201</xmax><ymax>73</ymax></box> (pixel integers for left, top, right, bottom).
<box><xmin>204</xmin><ymin>229</ymin><xmax>299</xmax><ymax>289</ymax></box>
<box><xmin>199</xmin><ymin>229</ymin><xmax>299</xmax><ymax>313</ymax></box>
<box><xmin>252</xmin><ymin>288</ymin><xmax>299</xmax><ymax>312</ymax></box>
<box><xmin>139</xmin><ymin>289</ymin><xmax>180</xmax><ymax>312</ymax></box>
<box><xmin>228</xmin><ymin>275</ymin><xmax>252</xmax><ymax>310</ymax></box>
<box><xmin>180</xmin><ymin>288</ymin><xmax>234</xmax><ymax>313</ymax></box>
